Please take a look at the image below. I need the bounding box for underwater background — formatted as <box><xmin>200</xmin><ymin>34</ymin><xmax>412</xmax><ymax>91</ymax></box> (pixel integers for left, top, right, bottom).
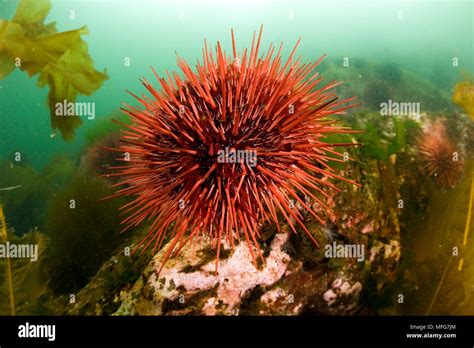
<box><xmin>0</xmin><ymin>0</ymin><xmax>473</xmax><ymax>315</ymax></box>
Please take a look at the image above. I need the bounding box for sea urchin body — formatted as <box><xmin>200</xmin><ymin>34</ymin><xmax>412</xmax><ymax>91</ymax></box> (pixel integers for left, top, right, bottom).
<box><xmin>417</xmin><ymin>120</ymin><xmax>463</xmax><ymax>188</ymax></box>
<box><xmin>107</xmin><ymin>27</ymin><xmax>358</xmax><ymax>270</ymax></box>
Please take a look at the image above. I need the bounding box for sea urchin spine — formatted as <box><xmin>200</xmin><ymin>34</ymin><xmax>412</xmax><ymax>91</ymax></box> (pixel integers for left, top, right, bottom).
<box><xmin>106</xmin><ymin>27</ymin><xmax>359</xmax><ymax>271</ymax></box>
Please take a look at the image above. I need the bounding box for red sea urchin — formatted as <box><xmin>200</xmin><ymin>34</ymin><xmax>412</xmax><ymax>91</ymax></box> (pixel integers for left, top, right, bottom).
<box><xmin>417</xmin><ymin>120</ymin><xmax>463</xmax><ymax>188</ymax></box>
<box><xmin>107</xmin><ymin>27</ymin><xmax>359</xmax><ymax>270</ymax></box>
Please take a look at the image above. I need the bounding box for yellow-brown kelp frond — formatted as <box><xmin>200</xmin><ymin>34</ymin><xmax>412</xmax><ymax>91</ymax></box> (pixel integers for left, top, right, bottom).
<box><xmin>453</xmin><ymin>74</ymin><xmax>474</xmax><ymax>121</ymax></box>
<box><xmin>0</xmin><ymin>0</ymin><xmax>108</xmax><ymax>140</ymax></box>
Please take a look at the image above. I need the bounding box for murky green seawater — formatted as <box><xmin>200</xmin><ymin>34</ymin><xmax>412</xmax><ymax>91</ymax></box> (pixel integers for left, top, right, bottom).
<box><xmin>1</xmin><ymin>0</ymin><xmax>472</xmax><ymax>167</ymax></box>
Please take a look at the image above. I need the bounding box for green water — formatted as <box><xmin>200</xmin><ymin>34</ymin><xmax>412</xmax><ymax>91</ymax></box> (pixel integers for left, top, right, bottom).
<box><xmin>0</xmin><ymin>0</ymin><xmax>473</xmax><ymax>167</ymax></box>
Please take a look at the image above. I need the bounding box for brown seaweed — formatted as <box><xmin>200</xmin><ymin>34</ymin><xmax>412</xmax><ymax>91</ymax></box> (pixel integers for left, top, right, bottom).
<box><xmin>0</xmin><ymin>0</ymin><xmax>108</xmax><ymax>140</ymax></box>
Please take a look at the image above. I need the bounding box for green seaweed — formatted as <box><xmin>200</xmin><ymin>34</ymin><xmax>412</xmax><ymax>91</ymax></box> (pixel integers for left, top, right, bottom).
<box><xmin>0</xmin><ymin>155</ymin><xmax>76</xmax><ymax>235</ymax></box>
<box><xmin>44</xmin><ymin>175</ymin><xmax>127</xmax><ymax>294</ymax></box>
<box><xmin>345</xmin><ymin>112</ymin><xmax>420</xmax><ymax>162</ymax></box>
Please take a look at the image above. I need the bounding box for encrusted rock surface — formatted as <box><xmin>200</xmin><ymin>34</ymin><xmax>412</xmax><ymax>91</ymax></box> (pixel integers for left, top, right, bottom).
<box><xmin>115</xmin><ymin>233</ymin><xmax>291</xmax><ymax>315</ymax></box>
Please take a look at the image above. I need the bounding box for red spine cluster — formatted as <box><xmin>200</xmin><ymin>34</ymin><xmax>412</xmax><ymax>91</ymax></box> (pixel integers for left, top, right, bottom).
<box><xmin>106</xmin><ymin>27</ymin><xmax>358</xmax><ymax>271</ymax></box>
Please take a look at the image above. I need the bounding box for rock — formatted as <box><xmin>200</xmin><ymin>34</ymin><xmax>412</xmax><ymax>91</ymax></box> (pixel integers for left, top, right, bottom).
<box><xmin>115</xmin><ymin>233</ymin><xmax>291</xmax><ymax>315</ymax></box>
<box><xmin>323</xmin><ymin>289</ymin><xmax>337</xmax><ymax>305</ymax></box>
<box><xmin>261</xmin><ymin>287</ymin><xmax>287</xmax><ymax>306</ymax></box>
<box><xmin>321</xmin><ymin>274</ymin><xmax>363</xmax><ymax>314</ymax></box>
